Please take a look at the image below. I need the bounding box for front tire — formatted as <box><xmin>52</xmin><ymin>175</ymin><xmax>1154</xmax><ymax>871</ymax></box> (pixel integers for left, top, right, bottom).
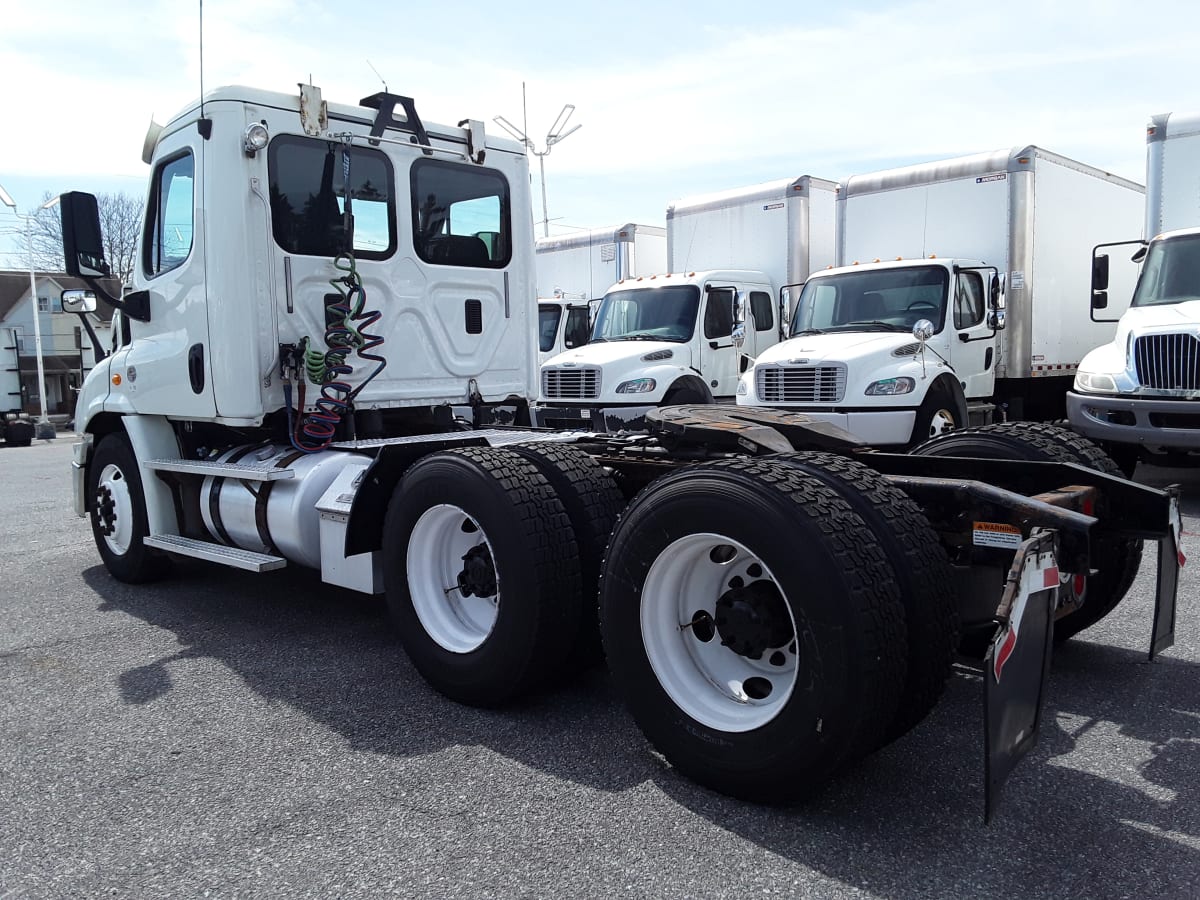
<box><xmin>600</xmin><ymin>459</ymin><xmax>907</xmax><ymax>802</ymax></box>
<box><xmin>87</xmin><ymin>433</ymin><xmax>170</xmax><ymax>583</ymax></box>
<box><xmin>382</xmin><ymin>447</ymin><xmax>582</xmax><ymax>707</ymax></box>
<box><xmin>910</xmin><ymin>389</ymin><xmax>960</xmax><ymax>446</ymax></box>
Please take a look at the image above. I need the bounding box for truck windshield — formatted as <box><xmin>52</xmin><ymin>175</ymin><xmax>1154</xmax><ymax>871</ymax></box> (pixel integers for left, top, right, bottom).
<box><xmin>1131</xmin><ymin>233</ymin><xmax>1200</xmax><ymax>307</ymax></box>
<box><xmin>591</xmin><ymin>285</ymin><xmax>700</xmax><ymax>343</ymax></box>
<box><xmin>790</xmin><ymin>266</ymin><xmax>949</xmax><ymax>336</ymax></box>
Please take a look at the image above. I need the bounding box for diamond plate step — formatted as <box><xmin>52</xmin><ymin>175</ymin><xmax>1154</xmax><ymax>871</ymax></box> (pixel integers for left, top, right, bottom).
<box><xmin>144</xmin><ymin>458</ymin><xmax>295</xmax><ymax>480</ymax></box>
<box><xmin>144</xmin><ymin>534</ymin><xmax>287</xmax><ymax>572</ymax></box>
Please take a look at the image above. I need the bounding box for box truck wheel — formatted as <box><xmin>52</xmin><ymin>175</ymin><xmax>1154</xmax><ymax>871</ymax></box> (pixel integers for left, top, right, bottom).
<box><xmin>911</xmin><ymin>387</ymin><xmax>962</xmax><ymax>446</ymax></box>
<box><xmin>510</xmin><ymin>442</ymin><xmax>625</xmax><ymax>669</ymax></box>
<box><xmin>382</xmin><ymin>447</ymin><xmax>582</xmax><ymax>707</ymax></box>
<box><xmin>87</xmin><ymin>433</ymin><xmax>170</xmax><ymax>583</ymax></box>
<box><xmin>772</xmin><ymin>451</ymin><xmax>958</xmax><ymax>748</ymax></box>
<box><xmin>599</xmin><ymin>459</ymin><xmax>906</xmax><ymax>802</ymax></box>
<box><xmin>910</xmin><ymin>423</ymin><xmax>1142</xmax><ymax>643</ymax></box>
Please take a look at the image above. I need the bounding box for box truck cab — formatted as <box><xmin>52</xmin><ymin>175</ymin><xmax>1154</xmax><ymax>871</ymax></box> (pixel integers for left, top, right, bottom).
<box><xmin>534</xmin><ymin>270</ymin><xmax>776</xmax><ymax>430</ymax></box>
<box><xmin>737</xmin><ymin>258</ymin><xmax>1003</xmax><ymax>445</ymax></box>
<box><xmin>740</xmin><ymin>146</ymin><xmax>1144</xmax><ymax>446</ymax></box>
<box><xmin>536</xmin><ymin>296</ymin><xmax>592</xmax><ymax>366</ymax></box>
<box><xmin>1069</xmin><ymin>112</ymin><xmax>1200</xmax><ymax>466</ymax></box>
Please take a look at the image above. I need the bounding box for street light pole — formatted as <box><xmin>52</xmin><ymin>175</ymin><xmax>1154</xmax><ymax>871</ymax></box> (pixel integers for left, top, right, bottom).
<box><xmin>495</xmin><ymin>90</ymin><xmax>582</xmax><ymax>238</ymax></box>
<box><xmin>1</xmin><ymin>183</ymin><xmax>58</xmax><ymax>439</ymax></box>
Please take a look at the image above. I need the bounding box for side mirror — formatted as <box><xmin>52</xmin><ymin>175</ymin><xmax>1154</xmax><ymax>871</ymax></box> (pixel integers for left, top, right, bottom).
<box><xmin>1092</xmin><ymin>253</ymin><xmax>1110</xmax><ymax>292</ymax></box>
<box><xmin>732</xmin><ymin>322</ymin><xmax>746</xmax><ymax>352</ymax></box>
<box><xmin>61</xmin><ymin>289</ymin><xmax>97</xmax><ymax>314</ymax></box>
<box><xmin>733</xmin><ymin>291</ymin><xmax>746</xmax><ymax>325</ymax></box>
<box><xmin>60</xmin><ymin>192</ymin><xmax>111</xmax><ymax>278</ymax></box>
<box><xmin>1091</xmin><ymin>291</ymin><xmax>1109</xmax><ymax>311</ymax></box>
<box><xmin>913</xmin><ymin>319</ymin><xmax>935</xmax><ymax>342</ymax></box>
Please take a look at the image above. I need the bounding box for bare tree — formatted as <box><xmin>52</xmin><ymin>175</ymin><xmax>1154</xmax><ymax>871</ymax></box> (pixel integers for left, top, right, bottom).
<box><xmin>27</xmin><ymin>191</ymin><xmax>145</xmax><ymax>286</ymax></box>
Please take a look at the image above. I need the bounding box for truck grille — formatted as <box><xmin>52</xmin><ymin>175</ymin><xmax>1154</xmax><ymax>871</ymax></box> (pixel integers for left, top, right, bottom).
<box><xmin>1134</xmin><ymin>333</ymin><xmax>1200</xmax><ymax>390</ymax></box>
<box><xmin>756</xmin><ymin>364</ymin><xmax>847</xmax><ymax>403</ymax></box>
<box><xmin>542</xmin><ymin>366</ymin><xmax>601</xmax><ymax>399</ymax></box>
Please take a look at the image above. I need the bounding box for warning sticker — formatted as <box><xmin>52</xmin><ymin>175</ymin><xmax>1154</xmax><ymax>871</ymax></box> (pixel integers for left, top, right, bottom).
<box><xmin>1010</xmin><ymin>271</ymin><xmax>1025</xmax><ymax>290</ymax></box>
<box><xmin>976</xmin><ymin>174</ymin><xmax>1007</xmax><ymax>184</ymax></box>
<box><xmin>974</xmin><ymin>521</ymin><xmax>1022</xmax><ymax>549</ymax></box>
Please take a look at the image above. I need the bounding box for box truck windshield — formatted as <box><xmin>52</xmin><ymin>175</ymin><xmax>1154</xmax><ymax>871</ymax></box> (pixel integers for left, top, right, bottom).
<box><xmin>592</xmin><ymin>285</ymin><xmax>700</xmax><ymax>343</ymax></box>
<box><xmin>1131</xmin><ymin>233</ymin><xmax>1200</xmax><ymax>307</ymax></box>
<box><xmin>790</xmin><ymin>266</ymin><xmax>949</xmax><ymax>335</ymax></box>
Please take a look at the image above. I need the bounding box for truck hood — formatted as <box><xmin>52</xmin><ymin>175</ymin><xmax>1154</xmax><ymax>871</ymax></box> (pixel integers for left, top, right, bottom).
<box><xmin>754</xmin><ymin>331</ymin><xmax>921</xmax><ymax>365</ymax></box>
<box><xmin>1118</xmin><ymin>300</ymin><xmax>1200</xmax><ymax>340</ymax></box>
<box><xmin>543</xmin><ymin>340</ymin><xmax>691</xmax><ymax>368</ymax></box>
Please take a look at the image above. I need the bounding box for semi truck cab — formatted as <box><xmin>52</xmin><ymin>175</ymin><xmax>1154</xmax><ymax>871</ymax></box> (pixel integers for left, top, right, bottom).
<box><xmin>738</xmin><ymin>258</ymin><xmax>1004</xmax><ymax>446</ymax></box>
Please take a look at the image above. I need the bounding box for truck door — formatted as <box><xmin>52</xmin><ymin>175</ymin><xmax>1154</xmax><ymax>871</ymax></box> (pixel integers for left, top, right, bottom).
<box><xmin>126</xmin><ymin>130</ymin><xmax>215</xmax><ymax>417</ymax></box>
<box><xmin>947</xmin><ymin>269</ymin><xmax>997</xmax><ymax>399</ymax></box>
<box><xmin>699</xmin><ymin>286</ymin><xmax>739</xmax><ymax>398</ymax></box>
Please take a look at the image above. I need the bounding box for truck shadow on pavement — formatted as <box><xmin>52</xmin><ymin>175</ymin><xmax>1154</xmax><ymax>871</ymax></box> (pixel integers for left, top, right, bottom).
<box><xmin>84</xmin><ymin>554</ymin><xmax>1200</xmax><ymax>899</ymax></box>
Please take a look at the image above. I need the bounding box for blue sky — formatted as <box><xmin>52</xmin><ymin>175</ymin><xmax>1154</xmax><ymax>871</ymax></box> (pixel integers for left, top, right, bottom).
<box><xmin>3</xmin><ymin>0</ymin><xmax>1200</xmax><ymax>265</ymax></box>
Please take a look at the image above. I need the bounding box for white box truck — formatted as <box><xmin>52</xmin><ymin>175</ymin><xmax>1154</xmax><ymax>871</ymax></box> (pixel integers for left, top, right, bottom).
<box><xmin>738</xmin><ymin>147</ymin><xmax>1145</xmax><ymax>446</ymax></box>
<box><xmin>534</xmin><ymin>224</ymin><xmax>664</xmax><ymax>368</ymax></box>
<box><xmin>1068</xmin><ymin>112</ymin><xmax>1200</xmax><ymax>469</ymax></box>
<box><xmin>534</xmin><ymin>177</ymin><xmax>837</xmax><ymax>430</ymax></box>
<box><xmin>535</xmin><ymin>223</ymin><xmax>666</xmax><ymax>301</ymax></box>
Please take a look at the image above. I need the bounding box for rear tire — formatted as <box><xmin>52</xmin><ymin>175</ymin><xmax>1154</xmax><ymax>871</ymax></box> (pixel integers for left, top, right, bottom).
<box><xmin>600</xmin><ymin>458</ymin><xmax>907</xmax><ymax>802</ymax></box>
<box><xmin>911</xmin><ymin>422</ymin><xmax>1142</xmax><ymax>643</ymax></box>
<box><xmin>87</xmin><ymin>433</ymin><xmax>170</xmax><ymax>583</ymax></box>
<box><xmin>382</xmin><ymin>447</ymin><xmax>581</xmax><ymax>707</ymax></box>
<box><xmin>773</xmin><ymin>452</ymin><xmax>958</xmax><ymax>747</ymax></box>
<box><xmin>510</xmin><ymin>441</ymin><xmax>624</xmax><ymax>668</ymax></box>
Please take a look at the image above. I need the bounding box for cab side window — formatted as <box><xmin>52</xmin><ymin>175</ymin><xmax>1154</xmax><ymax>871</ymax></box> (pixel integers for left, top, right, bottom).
<box><xmin>749</xmin><ymin>291</ymin><xmax>773</xmax><ymax>332</ymax></box>
<box><xmin>144</xmin><ymin>152</ymin><xmax>195</xmax><ymax>277</ymax></box>
<box><xmin>564</xmin><ymin>307</ymin><xmax>590</xmax><ymax>348</ymax></box>
<box><xmin>954</xmin><ymin>272</ymin><xmax>986</xmax><ymax>329</ymax></box>
<box><xmin>411</xmin><ymin>159</ymin><xmax>511</xmax><ymax>268</ymax></box>
<box><xmin>704</xmin><ymin>289</ymin><xmax>734</xmax><ymax>340</ymax></box>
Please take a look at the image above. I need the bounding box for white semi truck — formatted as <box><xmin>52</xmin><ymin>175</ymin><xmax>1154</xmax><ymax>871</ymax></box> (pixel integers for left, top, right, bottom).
<box><xmin>534</xmin><ymin>177</ymin><xmax>836</xmax><ymax>430</ymax></box>
<box><xmin>58</xmin><ymin>83</ymin><xmax>1183</xmax><ymax>820</ymax></box>
<box><xmin>738</xmin><ymin>148</ymin><xmax>1145</xmax><ymax>446</ymax></box>
<box><xmin>1069</xmin><ymin>112</ymin><xmax>1200</xmax><ymax>469</ymax></box>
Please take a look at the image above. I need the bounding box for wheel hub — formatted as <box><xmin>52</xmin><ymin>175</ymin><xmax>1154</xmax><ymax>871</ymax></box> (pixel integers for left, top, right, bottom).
<box><xmin>457</xmin><ymin>544</ymin><xmax>497</xmax><ymax>598</ymax></box>
<box><xmin>714</xmin><ymin>579</ymin><xmax>791</xmax><ymax>659</ymax></box>
<box><xmin>96</xmin><ymin>485</ymin><xmax>117</xmax><ymax>536</ymax></box>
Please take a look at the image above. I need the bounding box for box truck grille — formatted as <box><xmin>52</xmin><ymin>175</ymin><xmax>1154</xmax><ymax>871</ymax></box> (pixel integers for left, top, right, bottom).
<box><xmin>542</xmin><ymin>366</ymin><xmax>602</xmax><ymax>399</ymax></box>
<box><xmin>756</xmin><ymin>365</ymin><xmax>847</xmax><ymax>403</ymax></box>
<box><xmin>1134</xmin><ymin>333</ymin><xmax>1200</xmax><ymax>390</ymax></box>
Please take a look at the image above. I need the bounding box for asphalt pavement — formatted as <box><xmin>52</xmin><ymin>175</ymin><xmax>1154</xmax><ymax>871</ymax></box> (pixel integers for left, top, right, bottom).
<box><xmin>1</xmin><ymin>437</ymin><xmax>1198</xmax><ymax>899</ymax></box>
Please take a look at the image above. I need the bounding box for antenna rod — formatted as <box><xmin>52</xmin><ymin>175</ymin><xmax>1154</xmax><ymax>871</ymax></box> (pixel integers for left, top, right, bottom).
<box><xmin>197</xmin><ymin>0</ymin><xmax>211</xmax><ymax>138</ymax></box>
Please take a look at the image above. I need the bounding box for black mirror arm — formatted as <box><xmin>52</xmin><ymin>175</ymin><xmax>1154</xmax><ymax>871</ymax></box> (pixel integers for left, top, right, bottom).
<box><xmin>71</xmin><ymin>311</ymin><xmax>107</xmax><ymax>362</ymax></box>
<box><xmin>80</xmin><ymin>277</ymin><xmax>151</xmax><ymax>323</ymax></box>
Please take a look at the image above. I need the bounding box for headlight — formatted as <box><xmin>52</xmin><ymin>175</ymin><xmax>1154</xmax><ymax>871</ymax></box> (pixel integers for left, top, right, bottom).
<box><xmin>1074</xmin><ymin>371</ymin><xmax>1118</xmax><ymax>393</ymax></box>
<box><xmin>616</xmin><ymin>378</ymin><xmax>657</xmax><ymax>394</ymax></box>
<box><xmin>865</xmin><ymin>377</ymin><xmax>915</xmax><ymax>396</ymax></box>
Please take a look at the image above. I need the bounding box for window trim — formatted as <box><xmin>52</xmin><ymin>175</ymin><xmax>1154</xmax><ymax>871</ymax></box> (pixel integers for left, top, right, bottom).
<box><xmin>410</xmin><ymin>157</ymin><xmax>512</xmax><ymax>269</ymax></box>
<box><xmin>954</xmin><ymin>271</ymin><xmax>986</xmax><ymax>330</ymax></box>
<box><xmin>703</xmin><ymin>287</ymin><xmax>735</xmax><ymax>340</ymax></box>
<box><xmin>142</xmin><ymin>149</ymin><xmax>195</xmax><ymax>279</ymax></box>
<box><xmin>748</xmin><ymin>290</ymin><xmax>774</xmax><ymax>333</ymax></box>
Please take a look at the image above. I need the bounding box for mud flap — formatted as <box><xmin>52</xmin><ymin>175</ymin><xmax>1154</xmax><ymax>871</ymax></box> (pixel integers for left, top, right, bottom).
<box><xmin>1150</xmin><ymin>492</ymin><xmax>1185</xmax><ymax>661</ymax></box>
<box><xmin>983</xmin><ymin>532</ymin><xmax>1059</xmax><ymax>823</ymax></box>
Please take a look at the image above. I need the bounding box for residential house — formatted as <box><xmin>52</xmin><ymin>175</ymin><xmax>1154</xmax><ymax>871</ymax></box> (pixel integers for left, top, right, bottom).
<box><xmin>0</xmin><ymin>271</ymin><xmax>119</xmax><ymax>419</ymax></box>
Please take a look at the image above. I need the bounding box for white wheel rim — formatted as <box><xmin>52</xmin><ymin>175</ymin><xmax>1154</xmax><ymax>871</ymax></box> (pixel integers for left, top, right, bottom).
<box><xmin>95</xmin><ymin>462</ymin><xmax>135</xmax><ymax>556</ymax></box>
<box><xmin>641</xmin><ymin>533</ymin><xmax>798</xmax><ymax>733</ymax></box>
<box><xmin>407</xmin><ymin>504</ymin><xmax>499</xmax><ymax>653</ymax></box>
<box><xmin>928</xmin><ymin>409</ymin><xmax>956</xmax><ymax>437</ymax></box>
